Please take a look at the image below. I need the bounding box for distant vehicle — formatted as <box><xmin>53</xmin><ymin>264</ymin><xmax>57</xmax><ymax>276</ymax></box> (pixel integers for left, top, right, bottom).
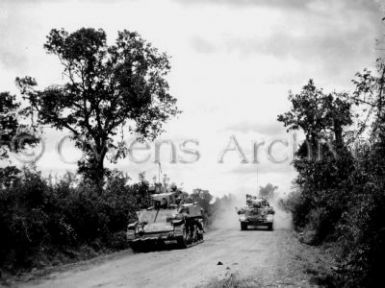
<box><xmin>237</xmin><ymin>194</ymin><xmax>275</xmax><ymax>231</ymax></box>
<box><xmin>127</xmin><ymin>191</ymin><xmax>205</xmax><ymax>251</ymax></box>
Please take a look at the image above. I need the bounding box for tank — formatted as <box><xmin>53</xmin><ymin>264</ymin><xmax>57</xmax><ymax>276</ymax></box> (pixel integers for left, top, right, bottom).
<box><xmin>126</xmin><ymin>191</ymin><xmax>205</xmax><ymax>250</ymax></box>
<box><xmin>237</xmin><ymin>194</ymin><xmax>275</xmax><ymax>231</ymax></box>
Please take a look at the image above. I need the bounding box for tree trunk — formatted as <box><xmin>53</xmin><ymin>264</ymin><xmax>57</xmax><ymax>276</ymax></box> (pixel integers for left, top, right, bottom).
<box><xmin>94</xmin><ymin>147</ymin><xmax>107</xmax><ymax>193</ymax></box>
<box><xmin>334</xmin><ymin>119</ymin><xmax>344</xmax><ymax>151</ymax></box>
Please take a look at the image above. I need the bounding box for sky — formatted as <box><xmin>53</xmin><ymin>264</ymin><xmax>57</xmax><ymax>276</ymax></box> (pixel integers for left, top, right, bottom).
<box><xmin>0</xmin><ymin>0</ymin><xmax>384</xmax><ymax>196</ymax></box>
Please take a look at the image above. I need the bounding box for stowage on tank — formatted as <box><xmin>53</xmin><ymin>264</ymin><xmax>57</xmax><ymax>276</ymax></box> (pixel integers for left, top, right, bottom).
<box><xmin>237</xmin><ymin>194</ymin><xmax>275</xmax><ymax>231</ymax></box>
<box><xmin>126</xmin><ymin>190</ymin><xmax>205</xmax><ymax>251</ymax></box>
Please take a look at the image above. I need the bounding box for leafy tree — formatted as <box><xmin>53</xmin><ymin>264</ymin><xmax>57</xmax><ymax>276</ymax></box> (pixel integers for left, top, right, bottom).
<box><xmin>335</xmin><ymin>59</ymin><xmax>385</xmax><ymax>288</ymax></box>
<box><xmin>277</xmin><ymin>80</ymin><xmax>352</xmax><ymax>158</ymax></box>
<box><xmin>352</xmin><ymin>59</ymin><xmax>385</xmax><ymax>136</ymax></box>
<box><xmin>17</xmin><ymin>28</ymin><xmax>179</xmax><ymax>189</ymax></box>
<box><xmin>258</xmin><ymin>183</ymin><xmax>278</xmax><ymax>199</ymax></box>
<box><xmin>0</xmin><ymin>92</ymin><xmax>38</xmax><ymax>187</ymax></box>
<box><xmin>277</xmin><ymin>80</ymin><xmax>354</xmax><ymax>240</ymax></box>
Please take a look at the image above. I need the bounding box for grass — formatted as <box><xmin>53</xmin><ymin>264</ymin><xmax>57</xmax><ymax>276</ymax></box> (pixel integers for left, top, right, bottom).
<box><xmin>197</xmin><ymin>274</ymin><xmax>263</xmax><ymax>288</ymax></box>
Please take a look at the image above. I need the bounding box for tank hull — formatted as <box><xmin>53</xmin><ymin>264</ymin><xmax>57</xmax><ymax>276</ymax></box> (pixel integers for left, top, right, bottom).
<box><xmin>127</xmin><ymin>193</ymin><xmax>205</xmax><ymax>250</ymax></box>
<box><xmin>127</xmin><ymin>217</ymin><xmax>204</xmax><ymax>250</ymax></box>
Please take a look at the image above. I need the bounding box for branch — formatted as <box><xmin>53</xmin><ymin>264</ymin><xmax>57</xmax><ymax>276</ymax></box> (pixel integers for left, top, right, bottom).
<box><xmin>28</xmin><ymin>98</ymin><xmax>80</xmax><ymax>137</ymax></box>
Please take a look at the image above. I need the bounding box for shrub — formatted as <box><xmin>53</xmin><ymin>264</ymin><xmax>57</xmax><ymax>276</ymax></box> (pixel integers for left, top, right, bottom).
<box><xmin>0</xmin><ymin>168</ymin><xmax>148</xmax><ymax>272</ymax></box>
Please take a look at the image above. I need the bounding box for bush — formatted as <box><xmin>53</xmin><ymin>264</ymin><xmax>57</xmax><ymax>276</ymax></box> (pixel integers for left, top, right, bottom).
<box><xmin>278</xmin><ymin>67</ymin><xmax>385</xmax><ymax>287</ymax></box>
<box><xmin>0</xmin><ymin>168</ymin><xmax>148</xmax><ymax>272</ymax></box>
<box><xmin>281</xmin><ymin>140</ymin><xmax>385</xmax><ymax>288</ymax></box>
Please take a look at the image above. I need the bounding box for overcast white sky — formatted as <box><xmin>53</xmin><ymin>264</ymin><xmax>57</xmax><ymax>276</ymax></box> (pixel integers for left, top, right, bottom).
<box><xmin>0</xmin><ymin>0</ymin><xmax>384</xmax><ymax>196</ymax></box>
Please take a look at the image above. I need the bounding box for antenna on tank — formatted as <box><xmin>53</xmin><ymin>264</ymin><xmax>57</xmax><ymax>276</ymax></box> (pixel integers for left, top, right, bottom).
<box><xmin>256</xmin><ymin>166</ymin><xmax>259</xmax><ymax>196</ymax></box>
<box><xmin>157</xmin><ymin>162</ymin><xmax>162</xmax><ymax>183</ymax></box>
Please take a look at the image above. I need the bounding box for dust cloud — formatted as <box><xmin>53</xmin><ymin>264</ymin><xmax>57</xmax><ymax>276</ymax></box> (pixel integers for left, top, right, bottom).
<box><xmin>270</xmin><ymin>201</ymin><xmax>292</xmax><ymax>230</ymax></box>
<box><xmin>209</xmin><ymin>196</ymin><xmax>242</xmax><ymax>230</ymax></box>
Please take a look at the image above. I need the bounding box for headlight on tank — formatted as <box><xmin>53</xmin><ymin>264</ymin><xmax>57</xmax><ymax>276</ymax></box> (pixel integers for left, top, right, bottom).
<box><xmin>266</xmin><ymin>214</ymin><xmax>274</xmax><ymax>222</ymax></box>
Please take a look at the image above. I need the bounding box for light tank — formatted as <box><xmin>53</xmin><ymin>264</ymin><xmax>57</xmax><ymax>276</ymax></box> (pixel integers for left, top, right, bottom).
<box><xmin>127</xmin><ymin>190</ymin><xmax>205</xmax><ymax>250</ymax></box>
<box><xmin>237</xmin><ymin>194</ymin><xmax>275</xmax><ymax>231</ymax></box>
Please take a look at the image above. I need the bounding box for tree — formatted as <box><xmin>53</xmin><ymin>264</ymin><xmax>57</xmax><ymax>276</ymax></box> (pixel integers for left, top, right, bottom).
<box><xmin>17</xmin><ymin>28</ymin><xmax>179</xmax><ymax>190</ymax></box>
<box><xmin>352</xmin><ymin>60</ymin><xmax>385</xmax><ymax>140</ymax></box>
<box><xmin>330</xmin><ymin>59</ymin><xmax>385</xmax><ymax>288</ymax></box>
<box><xmin>191</xmin><ymin>189</ymin><xmax>213</xmax><ymax>214</ymax></box>
<box><xmin>277</xmin><ymin>80</ymin><xmax>352</xmax><ymax>159</ymax></box>
<box><xmin>278</xmin><ymin>80</ymin><xmax>353</xmax><ymax>174</ymax></box>
<box><xmin>0</xmin><ymin>92</ymin><xmax>38</xmax><ymax>187</ymax></box>
<box><xmin>277</xmin><ymin>80</ymin><xmax>354</xmax><ymax>240</ymax></box>
<box><xmin>258</xmin><ymin>183</ymin><xmax>278</xmax><ymax>199</ymax></box>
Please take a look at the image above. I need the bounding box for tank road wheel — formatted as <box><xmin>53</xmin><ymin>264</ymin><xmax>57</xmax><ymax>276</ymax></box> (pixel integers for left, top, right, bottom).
<box><xmin>177</xmin><ymin>225</ymin><xmax>188</xmax><ymax>248</ymax></box>
<box><xmin>240</xmin><ymin>222</ymin><xmax>248</xmax><ymax>231</ymax></box>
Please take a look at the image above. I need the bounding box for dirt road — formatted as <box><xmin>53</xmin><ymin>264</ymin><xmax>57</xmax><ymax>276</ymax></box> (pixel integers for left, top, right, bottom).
<box><xmin>14</xmin><ymin>224</ymin><xmax>319</xmax><ymax>288</ymax></box>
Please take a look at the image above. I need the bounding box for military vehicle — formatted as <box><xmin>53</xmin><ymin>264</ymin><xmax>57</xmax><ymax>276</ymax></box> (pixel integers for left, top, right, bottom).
<box><xmin>237</xmin><ymin>194</ymin><xmax>275</xmax><ymax>231</ymax></box>
<box><xmin>126</xmin><ymin>191</ymin><xmax>205</xmax><ymax>250</ymax></box>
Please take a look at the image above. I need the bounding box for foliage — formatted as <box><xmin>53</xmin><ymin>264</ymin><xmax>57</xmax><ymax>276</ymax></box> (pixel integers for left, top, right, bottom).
<box><xmin>278</xmin><ymin>79</ymin><xmax>354</xmax><ymax>243</ymax></box>
<box><xmin>333</xmin><ymin>59</ymin><xmax>385</xmax><ymax>288</ymax></box>
<box><xmin>16</xmin><ymin>28</ymin><xmax>179</xmax><ymax>188</ymax></box>
<box><xmin>0</xmin><ymin>92</ymin><xmax>38</xmax><ymax>188</ymax></box>
<box><xmin>190</xmin><ymin>189</ymin><xmax>213</xmax><ymax>213</ymax></box>
<box><xmin>279</xmin><ymin>59</ymin><xmax>385</xmax><ymax>288</ymax></box>
<box><xmin>190</xmin><ymin>189</ymin><xmax>213</xmax><ymax>226</ymax></box>
<box><xmin>258</xmin><ymin>183</ymin><xmax>278</xmax><ymax>199</ymax></box>
<box><xmin>0</xmin><ymin>168</ymin><xmax>148</xmax><ymax>272</ymax></box>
